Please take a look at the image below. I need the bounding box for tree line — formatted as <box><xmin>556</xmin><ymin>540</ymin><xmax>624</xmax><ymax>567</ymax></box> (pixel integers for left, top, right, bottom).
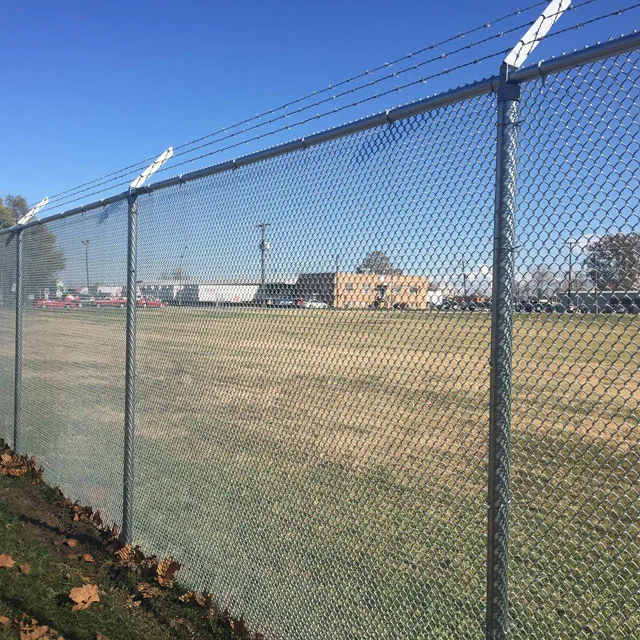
<box><xmin>516</xmin><ymin>233</ymin><xmax>640</xmax><ymax>300</ymax></box>
<box><xmin>0</xmin><ymin>194</ymin><xmax>65</xmax><ymax>305</ymax></box>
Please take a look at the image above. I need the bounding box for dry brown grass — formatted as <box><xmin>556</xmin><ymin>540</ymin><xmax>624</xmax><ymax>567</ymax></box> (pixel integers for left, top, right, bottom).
<box><xmin>2</xmin><ymin>307</ymin><xmax>638</xmax><ymax>471</ymax></box>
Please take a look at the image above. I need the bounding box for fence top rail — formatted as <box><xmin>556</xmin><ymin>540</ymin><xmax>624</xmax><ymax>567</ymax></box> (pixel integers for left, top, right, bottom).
<box><xmin>0</xmin><ymin>30</ymin><xmax>637</xmax><ymax>240</ymax></box>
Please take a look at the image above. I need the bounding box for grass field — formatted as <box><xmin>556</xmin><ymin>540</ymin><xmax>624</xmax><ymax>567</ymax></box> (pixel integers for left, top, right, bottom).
<box><xmin>0</xmin><ymin>306</ymin><xmax>638</xmax><ymax>639</ymax></box>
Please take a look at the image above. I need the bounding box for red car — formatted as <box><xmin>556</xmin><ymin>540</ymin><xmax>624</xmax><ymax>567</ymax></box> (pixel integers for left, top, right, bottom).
<box><xmin>35</xmin><ymin>299</ymin><xmax>79</xmax><ymax>309</ymax></box>
<box><xmin>95</xmin><ymin>297</ymin><xmax>127</xmax><ymax>309</ymax></box>
<box><xmin>137</xmin><ymin>297</ymin><xmax>168</xmax><ymax>308</ymax></box>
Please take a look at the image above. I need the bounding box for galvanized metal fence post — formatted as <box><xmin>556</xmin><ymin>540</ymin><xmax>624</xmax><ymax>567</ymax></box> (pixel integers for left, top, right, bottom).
<box><xmin>486</xmin><ymin>63</ymin><xmax>521</xmax><ymax>640</ymax></box>
<box><xmin>13</xmin><ymin>229</ymin><xmax>24</xmax><ymax>453</ymax></box>
<box><xmin>123</xmin><ymin>189</ymin><xmax>138</xmax><ymax>544</ymax></box>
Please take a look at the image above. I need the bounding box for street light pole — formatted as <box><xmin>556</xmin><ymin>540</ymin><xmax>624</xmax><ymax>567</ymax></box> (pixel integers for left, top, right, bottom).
<box><xmin>257</xmin><ymin>222</ymin><xmax>271</xmax><ymax>305</ymax></box>
<box><xmin>178</xmin><ymin>244</ymin><xmax>189</xmax><ymax>306</ymax></box>
<box><xmin>461</xmin><ymin>259</ymin><xmax>468</xmax><ymax>302</ymax></box>
<box><xmin>567</xmin><ymin>239</ymin><xmax>576</xmax><ymax>307</ymax></box>
<box><xmin>81</xmin><ymin>240</ymin><xmax>90</xmax><ymax>294</ymax></box>
<box><xmin>592</xmin><ymin>245</ymin><xmax>598</xmax><ymax>313</ymax></box>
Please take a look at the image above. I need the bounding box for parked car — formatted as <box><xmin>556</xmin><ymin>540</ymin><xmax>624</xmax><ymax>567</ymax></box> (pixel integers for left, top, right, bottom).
<box><xmin>303</xmin><ymin>300</ymin><xmax>329</xmax><ymax>309</ymax></box>
<box><xmin>137</xmin><ymin>297</ymin><xmax>168</xmax><ymax>308</ymax></box>
<box><xmin>276</xmin><ymin>297</ymin><xmax>295</xmax><ymax>307</ymax></box>
<box><xmin>35</xmin><ymin>298</ymin><xmax>78</xmax><ymax>309</ymax></box>
<box><xmin>95</xmin><ymin>296</ymin><xmax>127</xmax><ymax>309</ymax></box>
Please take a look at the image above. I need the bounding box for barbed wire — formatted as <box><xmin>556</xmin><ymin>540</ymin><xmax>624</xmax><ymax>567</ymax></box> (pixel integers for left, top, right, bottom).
<box><xmin>32</xmin><ymin>0</ymin><xmax>637</xmax><ymax>218</ymax></box>
<box><xmin>36</xmin><ymin>16</ymin><xmax>549</xmax><ymax>212</ymax></box>
<box><xmin>111</xmin><ymin>2</ymin><xmax>640</xmax><ymax>187</ymax></box>
<box><xmin>34</xmin><ymin>0</ymin><xmax>552</xmax><ymax>209</ymax></box>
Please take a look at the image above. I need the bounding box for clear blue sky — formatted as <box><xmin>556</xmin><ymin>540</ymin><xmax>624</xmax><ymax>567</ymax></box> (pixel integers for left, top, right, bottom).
<box><xmin>2</xmin><ymin>0</ymin><xmax>636</xmax><ymax>209</ymax></box>
<box><xmin>2</xmin><ymin>0</ymin><xmax>638</xmax><ymax>294</ymax></box>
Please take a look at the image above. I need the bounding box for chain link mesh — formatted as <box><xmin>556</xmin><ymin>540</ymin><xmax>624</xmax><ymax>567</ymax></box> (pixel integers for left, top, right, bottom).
<box><xmin>1</xmin><ymin>43</ymin><xmax>638</xmax><ymax>640</ymax></box>
<box><xmin>0</xmin><ymin>234</ymin><xmax>16</xmax><ymax>443</ymax></box>
<box><xmin>18</xmin><ymin>204</ymin><xmax>128</xmax><ymax>526</ymax></box>
<box><xmin>510</xmin><ymin>51</ymin><xmax>639</xmax><ymax>638</ymax></box>
<box><xmin>132</xmin><ymin>93</ymin><xmax>496</xmax><ymax>639</ymax></box>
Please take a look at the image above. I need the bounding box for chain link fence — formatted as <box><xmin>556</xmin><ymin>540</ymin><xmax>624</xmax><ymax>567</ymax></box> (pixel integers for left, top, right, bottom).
<box><xmin>0</xmin><ymin>37</ymin><xmax>638</xmax><ymax>640</ymax></box>
<box><xmin>0</xmin><ymin>234</ymin><xmax>15</xmax><ymax>443</ymax></box>
<box><xmin>509</xmin><ymin>51</ymin><xmax>640</xmax><ymax>639</ymax></box>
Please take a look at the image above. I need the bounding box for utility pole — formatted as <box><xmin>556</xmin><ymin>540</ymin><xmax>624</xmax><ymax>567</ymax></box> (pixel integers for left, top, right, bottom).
<box><xmin>592</xmin><ymin>244</ymin><xmax>598</xmax><ymax>313</ymax></box>
<box><xmin>178</xmin><ymin>244</ymin><xmax>189</xmax><ymax>306</ymax></box>
<box><xmin>81</xmin><ymin>240</ymin><xmax>90</xmax><ymax>294</ymax></box>
<box><xmin>257</xmin><ymin>222</ymin><xmax>271</xmax><ymax>304</ymax></box>
<box><xmin>567</xmin><ymin>238</ymin><xmax>576</xmax><ymax>307</ymax></box>
<box><xmin>461</xmin><ymin>259</ymin><xmax>468</xmax><ymax>302</ymax></box>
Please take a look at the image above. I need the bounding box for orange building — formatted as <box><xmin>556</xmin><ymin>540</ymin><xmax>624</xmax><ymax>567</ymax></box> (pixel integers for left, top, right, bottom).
<box><xmin>334</xmin><ymin>272</ymin><xmax>430</xmax><ymax>309</ymax></box>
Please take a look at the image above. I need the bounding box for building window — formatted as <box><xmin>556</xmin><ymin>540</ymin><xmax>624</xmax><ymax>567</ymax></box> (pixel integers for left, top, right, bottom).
<box><xmin>345</xmin><ymin>283</ymin><xmax>354</xmax><ymax>292</ymax></box>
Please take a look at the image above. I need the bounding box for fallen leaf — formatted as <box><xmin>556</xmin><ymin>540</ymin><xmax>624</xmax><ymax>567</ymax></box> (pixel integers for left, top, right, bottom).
<box><xmin>93</xmin><ymin>511</ymin><xmax>104</xmax><ymax>529</ymax></box>
<box><xmin>231</xmin><ymin>617</ymin><xmax>249</xmax><ymax>639</ymax></box>
<box><xmin>115</xmin><ymin>544</ymin><xmax>145</xmax><ymax>566</ymax></box>
<box><xmin>31</xmin><ymin>467</ymin><xmax>44</xmax><ymax>484</ymax></box>
<box><xmin>83</xmin><ymin>554</ymin><xmax>95</xmax><ymax>564</ymax></box>
<box><xmin>72</xmin><ymin>504</ymin><xmax>93</xmax><ymax>522</ymax></box>
<box><xmin>106</xmin><ymin>523</ymin><xmax>118</xmax><ymax>539</ymax></box>
<box><xmin>69</xmin><ymin>583</ymin><xmax>100</xmax><ymax>611</ymax></box>
<box><xmin>115</xmin><ymin>544</ymin><xmax>134</xmax><ymax>563</ymax></box>
<box><xmin>96</xmin><ymin>633</ymin><xmax>110</xmax><ymax>640</ymax></box>
<box><xmin>6</xmin><ymin>467</ymin><xmax>28</xmax><ymax>477</ymax></box>
<box><xmin>20</xmin><ymin>563</ymin><xmax>31</xmax><ymax>575</ymax></box>
<box><xmin>64</xmin><ymin>539</ymin><xmax>78</xmax><ymax>548</ymax></box>
<box><xmin>179</xmin><ymin>590</ymin><xmax>212</xmax><ymax>607</ymax></box>
<box><xmin>0</xmin><ymin>453</ymin><xmax>12</xmax><ymax>464</ymax></box>
<box><xmin>0</xmin><ymin>615</ymin><xmax>11</xmax><ymax>626</ymax></box>
<box><xmin>18</xmin><ymin>615</ymin><xmax>59</xmax><ymax>639</ymax></box>
<box><xmin>156</xmin><ymin>556</ymin><xmax>180</xmax><ymax>587</ymax></box>
<box><xmin>0</xmin><ymin>553</ymin><xmax>16</xmax><ymax>568</ymax></box>
<box><xmin>133</xmin><ymin>582</ymin><xmax>158</xmax><ymax>600</ymax></box>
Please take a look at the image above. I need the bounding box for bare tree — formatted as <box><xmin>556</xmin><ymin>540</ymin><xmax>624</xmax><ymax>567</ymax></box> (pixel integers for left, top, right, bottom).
<box><xmin>585</xmin><ymin>233</ymin><xmax>640</xmax><ymax>290</ymax></box>
<box><xmin>356</xmin><ymin>251</ymin><xmax>403</xmax><ymax>275</ymax></box>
